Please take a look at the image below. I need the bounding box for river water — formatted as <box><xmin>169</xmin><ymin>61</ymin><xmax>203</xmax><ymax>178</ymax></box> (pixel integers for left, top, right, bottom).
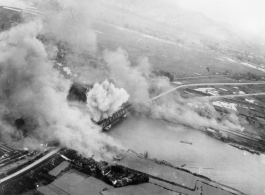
<box><xmin>109</xmin><ymin>112</ymin><xmax>265</xmax><ymax>195</ymax></box>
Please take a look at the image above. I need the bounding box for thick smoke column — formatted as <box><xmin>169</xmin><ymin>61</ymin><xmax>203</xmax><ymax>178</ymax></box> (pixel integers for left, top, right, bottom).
<box><xmin>0</xmin><ymin>20</ymin><xmax>119</xmax><ymax>160</ymax></box>
<box><xmin>86</xmin><ymin>80</ymin><xmax>129</xmax><ymax>121</ymax></box>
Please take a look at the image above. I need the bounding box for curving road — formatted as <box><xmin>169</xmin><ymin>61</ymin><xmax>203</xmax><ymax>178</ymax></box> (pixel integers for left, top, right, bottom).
<box><xmin>151</xmin><ymin>82</ymin><xmax>265</xmax><ymax>101</ymax></box>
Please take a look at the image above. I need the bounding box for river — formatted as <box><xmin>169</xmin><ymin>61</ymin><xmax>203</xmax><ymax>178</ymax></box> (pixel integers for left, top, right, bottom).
<box><xmin>109</xmin><ymin>112</ymin><xmax>265</xmax><ymax>195</ymax></box>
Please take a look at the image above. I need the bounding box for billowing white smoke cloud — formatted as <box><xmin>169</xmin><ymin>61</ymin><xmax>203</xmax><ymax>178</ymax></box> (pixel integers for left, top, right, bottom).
<box><xmin>86</xmin><ymin>80</ymin><xmax>129</xmax><ymax>121</ymax></box>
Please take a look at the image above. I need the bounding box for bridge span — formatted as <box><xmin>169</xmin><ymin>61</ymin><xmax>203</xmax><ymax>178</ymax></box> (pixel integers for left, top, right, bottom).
<box><xmin>97</xmin><ymin>104</ymin><xmax>133</xmax><ymax>130</ymax></box>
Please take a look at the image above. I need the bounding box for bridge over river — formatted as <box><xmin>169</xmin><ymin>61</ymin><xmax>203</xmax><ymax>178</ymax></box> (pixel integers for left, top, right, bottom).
<box><xmin>97</xmin><ymin>104</ymin><xmax>133</xmax><ymax>130</ymax></box>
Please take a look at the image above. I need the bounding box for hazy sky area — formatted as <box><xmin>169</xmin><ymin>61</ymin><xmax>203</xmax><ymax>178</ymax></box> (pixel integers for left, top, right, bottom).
<box><xmin>176</xmin><ymin>0</ymin><xmax>265</xmax><ymax>37</ymax></box>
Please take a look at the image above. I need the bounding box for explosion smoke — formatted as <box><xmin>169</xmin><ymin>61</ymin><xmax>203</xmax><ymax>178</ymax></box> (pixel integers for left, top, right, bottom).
<box><xmin>86</xmin><ymin>79</ymin><xmax>129</xmax><ymax>121</ymax></box>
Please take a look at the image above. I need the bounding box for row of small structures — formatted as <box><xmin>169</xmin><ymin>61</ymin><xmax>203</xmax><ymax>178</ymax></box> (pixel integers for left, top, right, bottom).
<box><xmin>0</xmin><ymin>148</ymin><xmax>149</xmax><ymax>195</ymax></box>
<box><xmin>61</xmin><ymin>149</ymin><xmax>149</xmax><ymax>187</ymax></box>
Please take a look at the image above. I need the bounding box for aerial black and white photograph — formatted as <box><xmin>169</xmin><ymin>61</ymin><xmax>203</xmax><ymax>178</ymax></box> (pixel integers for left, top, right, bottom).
<box><xmin>0</xmin><ymin>0</ymin><xmax>265</xmax><ymax>194</ymax></box>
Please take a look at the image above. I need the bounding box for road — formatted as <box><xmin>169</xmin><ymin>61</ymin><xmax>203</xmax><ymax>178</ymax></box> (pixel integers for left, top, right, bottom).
<box><xmin>0</xmin><ymin>148</ymin><xmax>60</xmax><ymax>183</ymax></box>
<box><xmin>0</xmin><ymin>1</ymin><xmax>41</xmax><ymax>15</ymax></box>
<box><xmin>151</xmin><ymin>82</ymin><xmax>265</xmax><ymax>101</ymax></box>
<box><xmin>197</xmin><ymin>92</ymin><xmax>265</xmax><ymax>100</ymax></box>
